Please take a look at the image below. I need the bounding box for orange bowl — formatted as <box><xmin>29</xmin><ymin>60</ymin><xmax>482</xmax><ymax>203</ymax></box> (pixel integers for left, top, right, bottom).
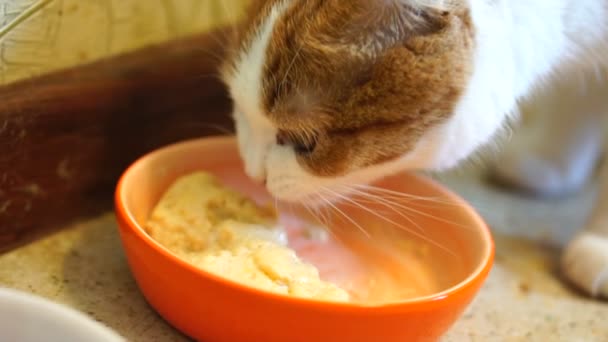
<box><xmin>115</xmin><ymin>136</ymin><xmax>494</xmax><ymax>342</ymax></box>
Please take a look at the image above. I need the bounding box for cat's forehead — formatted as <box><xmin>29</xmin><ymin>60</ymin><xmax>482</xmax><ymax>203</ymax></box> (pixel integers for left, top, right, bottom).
<box><xmin>262</xmin><ymin>2</ymin><xmax>438</xmax><ymax>117</ymax></box>
<box><xmin>225</xmin><ymin>1</ymin><xmax>352</xmax><ymax>127</ymax></box>
<box><xmin>226</xmin><ymin>0</ymin><xmax>474</xmax><ymax>132</ymax></box>
<box><xmin>260</xmin><ymin>1</ymin><xmax>376</xmax><ymax>128</ymax></box>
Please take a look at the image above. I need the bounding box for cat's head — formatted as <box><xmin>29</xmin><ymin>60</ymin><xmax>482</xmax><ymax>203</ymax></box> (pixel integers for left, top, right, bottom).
<box><xmin>221</xmin><ymin>0</ymin><xmax>488</xmax><ymax>202</ymax></box>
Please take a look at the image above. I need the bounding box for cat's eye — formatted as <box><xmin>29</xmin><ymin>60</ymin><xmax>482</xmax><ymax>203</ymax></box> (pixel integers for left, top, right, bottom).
<box><xmin>293</xmin><ymin>139</ymin><xmax>317</xmax><ymax>155</ymax></box>
<box><xmin>276</xmin><ymin>131</ymin><xmax>317</xmax><ymax>155</ymax></box>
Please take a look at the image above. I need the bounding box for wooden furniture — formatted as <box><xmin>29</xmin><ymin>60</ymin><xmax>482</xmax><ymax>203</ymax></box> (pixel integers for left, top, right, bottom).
<box><xmin>0</xmin><ymin>29</ymin><xmax>234</xmax><ymax>252</ymax></box>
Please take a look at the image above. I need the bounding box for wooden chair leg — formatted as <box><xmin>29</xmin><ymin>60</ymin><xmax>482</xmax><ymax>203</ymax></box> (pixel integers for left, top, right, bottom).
<box><xmin>0</xmin><ymin>28</ymin><xmax>234</xmax><ymax>252</ymax></box>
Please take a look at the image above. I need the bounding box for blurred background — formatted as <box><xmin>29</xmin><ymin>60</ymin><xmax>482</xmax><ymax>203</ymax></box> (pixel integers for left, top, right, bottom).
<box><xmin>1</xmin><ymin>1</ymin><xmax>607</xmax><ymax>341</ymax></box>
<box><xmin>0</xmin><ymin>0</ymin><xmax>244</xmax><ymax>85</ymax></box>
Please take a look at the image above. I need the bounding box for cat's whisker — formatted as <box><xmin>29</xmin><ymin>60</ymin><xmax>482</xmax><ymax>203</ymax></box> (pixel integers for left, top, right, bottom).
<box><xmin>216</xmin><ymin>0</ymin><xmax>242</xmax><ymax>46</ymax></box>
<box><xmin>304</xmin><ymin>195</ymin><xmax>351</xmax><ymax>245</ymax></box>
<box><xmin>316</xmin><ymin>190</ymin><xmax>372</xmax><ymax>238</ymax></box>
<box><xmin>352</xmin><ymin>183</ymin><xmax>491</xmax><ymax>213</ymax></box>
<box><xmin>321</xmin><ymin>187</ymin><xmax>455</xmax><ymax>256</ymax></box>
<box><xmin>191</xmin><ymin>23</ymin><xmax>240</xmax><ymax>61</ymax></box>
<box><xmin>300</xmin><ymin>126</ymin><xmax>318</xmax><ymax>149</ymax></box>
<box><xmin>279</xmin><ymin>42</ymin><xmax>304</xmax><ymax>94</ymax></box>
<box><xmin>299</xmin><ymin>197</ymin><xmax>320</xmax><ymax>224</ymax></box>
<box><xmin>191</xmin><ymin>45</ymin><xmax>227</xmax><ymax>65</ymax></box>
<box><xmin>310</xmin><ymin>194</ymin><xmax>339</xmax><ymax>235</ymax></box>
<box><xmin>344</xmin><ymin>185</ymin><xmax>476</xmax><ymax>231</ymax></box>
<box><xmin>349</xmin><ymin>184</ymin><xmax>455</xmax><ymax>211</ymax></box>
<box><xmin>376</xmin><ymin>197</ymin><xmax>476</xmax><ymax>231</ymax></box>
<box><xmin>274</xmin><ymin>195</ymin><xmax>280</xmax><ymax>214</ymax></box>
<box><xmin>302</xmin><ymin>201</ymin><xmax>321</xmax><ymax>225</ymax></box>
<box><xmin>352</xmin><ymin>183</ymin><xmax>447</xmax><ymax>203</ymax></box>
<box><xmin>352</xmin><ymin>184</ymin><xmax>457</xmax><ymax>206</ymax></box>
<box><xmin>312</xmin><ymin>197</ymin><xmax>332</xmax><ymax>228</ymax></box>
<box><xmin>190</xmin><ymin>3</ymin><xmax>244</xmax><ymax>82</ymax></box>
<box><xmin>335</xmin><ymin>185</ymin><xmax>426</xmax><ymax>234</ymax></box>
<box><xmin>186</xmin><ymin>45</ymin><xmax>231</xmax><ymax>82</ymax></box>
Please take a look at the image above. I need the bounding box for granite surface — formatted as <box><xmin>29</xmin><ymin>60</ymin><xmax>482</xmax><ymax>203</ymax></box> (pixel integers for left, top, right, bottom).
<box><xmin>1</xmin><ymin>169</ymin><xmax>607</xmax><ymax>342</ymax></box>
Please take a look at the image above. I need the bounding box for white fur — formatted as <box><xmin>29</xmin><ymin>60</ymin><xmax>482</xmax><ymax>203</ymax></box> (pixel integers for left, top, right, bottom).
<box><xmin>492</xmin><ymin>69</ymin><xmax>607</xmax><ymax>197</ymax></box>
<box><xmin>227</xmin><ymin>0</ymin><xmax>292</xmax><ymax>182</ymax></box>
<box><xmin>227</xmin><ymin>0</ymin><xmax>608</xmax><ymax>202</ymax></box>
<box><xmin>562</xmin><ymin>148</ymin><xmax>608</xmax><ymax>297</ymax></box>
<box><xmin>226</xmin><ymin>0</ymin><xmax>608</xmax><ymax>299</ymax></box>
<box><xmin>489</xmin><ymin>42</ymin><xmax>608</xmax><ymax>298</ymax></box>
<box><xmin>433</xmin><ymin>0</ymin><xmax>607</xmax><ymax>171</ymax></box>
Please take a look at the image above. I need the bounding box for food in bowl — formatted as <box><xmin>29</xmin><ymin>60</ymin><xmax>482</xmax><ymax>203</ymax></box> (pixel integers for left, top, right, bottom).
<box><xmin>144</xmin><ymin>171</ymin><xmax>350</xmax><ymax>301</ymax></box>
<box><xmin>115</xmin><ymin>136</ymin><xmax>495</xmax><ymax>342</ymax></box>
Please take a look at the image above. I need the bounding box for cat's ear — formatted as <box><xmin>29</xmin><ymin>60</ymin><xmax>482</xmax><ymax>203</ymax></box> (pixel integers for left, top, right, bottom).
<box><xmin>335</xmin><ymin>0</ymin><xmax>468</xmax><ymax>53</ymax></box>
<box><xmin>359</xmin><ymin>0</ymin><xmax>454</xmax><ymax>34</ymax></box>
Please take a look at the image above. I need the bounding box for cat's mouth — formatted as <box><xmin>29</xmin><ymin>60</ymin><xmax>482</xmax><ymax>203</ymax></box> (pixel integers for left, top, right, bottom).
<box><xmin>267</xmin><ymin>179</ymin><xmax>362</xmax><ymax>210</ymax></box>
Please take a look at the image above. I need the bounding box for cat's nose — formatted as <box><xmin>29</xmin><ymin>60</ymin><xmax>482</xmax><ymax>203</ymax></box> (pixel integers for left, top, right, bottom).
<box><xmin>241</xmin><ymin>138</ymin><xmax>271</xmax><ymax>185</ymax></box>
<box><xmin>244</xmin><ymin>160</ymin><xmax>267</xmax><ymax>184</ymax></box>
<box><xmin>246</xmin><ymin>169</ymin><xmax>266</xmax><ymax>184</ymax></box>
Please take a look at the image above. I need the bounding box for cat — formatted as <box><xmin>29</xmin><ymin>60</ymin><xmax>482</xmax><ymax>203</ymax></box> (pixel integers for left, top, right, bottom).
<box><xmin>490</xmin><ymin>67</ymin><xmax>608</xmax><ymax>297</ymax></box>
<box><xmin>219</xmin><ymin>0</ymin><xmax>608</xmax><ymax>297</ymax></box>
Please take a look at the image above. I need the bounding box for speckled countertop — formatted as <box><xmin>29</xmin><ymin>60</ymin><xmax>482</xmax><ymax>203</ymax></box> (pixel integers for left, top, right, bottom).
<box><xmin>1</xmin><ymin>169</ymin><xmax>607</xmax><ymax>341</ymax></box>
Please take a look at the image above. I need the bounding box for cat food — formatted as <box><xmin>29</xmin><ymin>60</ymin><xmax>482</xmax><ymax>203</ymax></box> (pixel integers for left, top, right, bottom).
<box><xmin>144</xmin><ymin>172</ymin><xmax>350</xmax><ymax>302</ymax></box>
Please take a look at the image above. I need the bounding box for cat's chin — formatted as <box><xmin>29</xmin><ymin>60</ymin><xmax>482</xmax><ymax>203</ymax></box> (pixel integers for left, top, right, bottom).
<box><xmin>264</xmin><ymin>155</ymin><xmax>409</xmax><ymax>207</ymax></box>
<box><xmin>266</xmin><ymin>172</ymin><xmax>357</xmax><ymax>208</ymax></box>
<box><xmin>277</xmin><ymin>192</ymin><xmax>341</xmax><ymax>208</ymax></box>
<box><xmin>267</xmin><ymin>184</ymin><xmax>342</xmax><ymax>207</ymax></box>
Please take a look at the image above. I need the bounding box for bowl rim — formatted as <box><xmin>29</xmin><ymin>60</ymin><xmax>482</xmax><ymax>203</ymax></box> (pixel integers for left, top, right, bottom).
<box><xmin>0</xmin><ymin>287</ymin><xmax>125</xmax><ymax>341</ymax></box>
<box><xmin>115</xmin><ymin>135</ymin><xmax>495</xmax><ymax>312</ymax></box>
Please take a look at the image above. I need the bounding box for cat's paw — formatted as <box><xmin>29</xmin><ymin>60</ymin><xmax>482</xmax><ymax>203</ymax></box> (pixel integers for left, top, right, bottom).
<box><xmin>489</xmin><ymin>147</ymin><xmax>587</xmax><ymax>198</ymax></box>
<box><xmin>561</xmin><ymin>232</ymin><xmax>608</xmax><ymax>298</ymax></box>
